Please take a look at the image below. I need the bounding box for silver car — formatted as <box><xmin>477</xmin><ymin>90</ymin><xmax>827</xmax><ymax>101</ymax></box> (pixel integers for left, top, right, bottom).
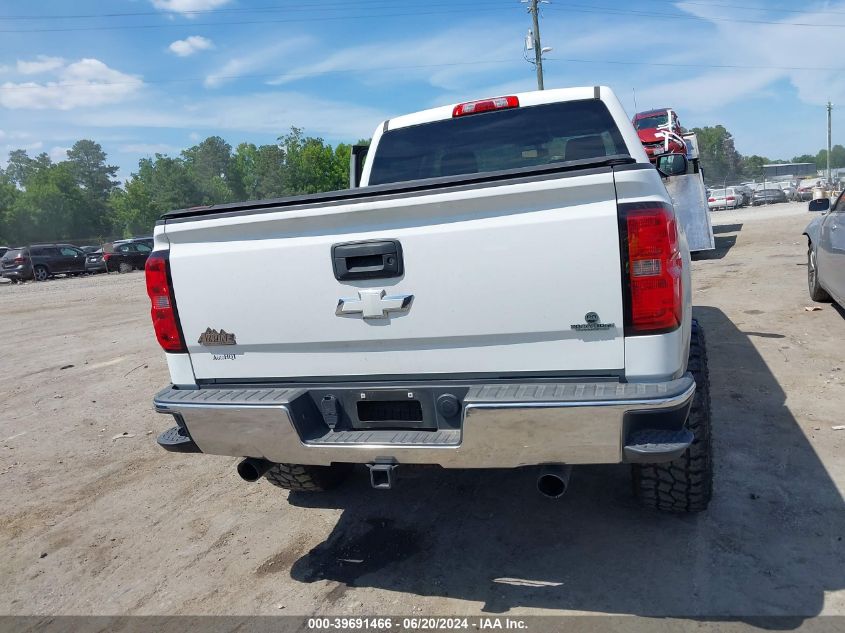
<box><xmin>805</xmin><ymin>196</ymin><xmax>845</xmax><ymax>306</ymax></box>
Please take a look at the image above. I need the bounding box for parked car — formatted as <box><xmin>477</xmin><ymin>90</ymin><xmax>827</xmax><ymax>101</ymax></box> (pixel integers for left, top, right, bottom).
<box><xmin>150</xmin><ymin>86</ymin><xmax>713</xmax><ymax>513</ymax></box>
<box><xmin>774</xmin><ymin>182</ymin><xmax>798</xmax><ymax>200</ymax></box>
<box><xmin>751</xmin><ymin>188</ymin><xmax>787</xmax><ymax>206</ymax></box>
<box><xmin>632</xmin><ymin>107</ymin><xmax>686</xmax><ymax>162</ymax></box>
<box><xmin>85</xmin><ymin>249</ymin><xmax>107</xmax><ymax>274</ymax></box>
<box><xmin>102</xmin><ymin>238</ymin><xmax>153</xmax><ymax>273</ymax></box>
<box><xmin>805</xmin><ymin>196</ymin><xmax>845</xmax><ymax>307</ymax></box>
<box><xmin>797</xmin><ymin>179</ymin><xmax>823</xmax><ymax>201</ymax></box>
<box><xmin>734</xmin><ymin>185</ymin><xmax>753</xmax><ymax>206</ymax></box>
<box><xmin>0</xmin><ymin>244</ymin><xmax>87</xmax><ymax>282</ymax></box>
<box><xmin>708</xmin><ymin>187</ymin><xmax>741</xmax><ymax>210</ymax></box>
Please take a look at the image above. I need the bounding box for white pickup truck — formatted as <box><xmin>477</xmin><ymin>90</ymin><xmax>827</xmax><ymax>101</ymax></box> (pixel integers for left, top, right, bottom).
<box><xmin>148</xmin><ymin>86</ymin><xmax>712</xmax><ymax>513</ymax></box>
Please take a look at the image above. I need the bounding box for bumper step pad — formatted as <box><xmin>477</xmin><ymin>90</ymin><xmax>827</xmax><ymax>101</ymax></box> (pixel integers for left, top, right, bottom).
<box><xmin>156</xmin><ymin>426</ymin><xmax>202</xmax><ymax>453</ymax></box>
<box><xmin>623</xmin><ymin>428</ymin><xmax>694</xmax><ymax>464</ymax></box>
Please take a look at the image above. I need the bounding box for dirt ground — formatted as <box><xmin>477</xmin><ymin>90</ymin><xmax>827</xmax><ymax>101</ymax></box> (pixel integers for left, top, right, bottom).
<box><xmin>1</xmin><ymin>202</ymin><xmax>843</xmax><ymax>619</ymax></box>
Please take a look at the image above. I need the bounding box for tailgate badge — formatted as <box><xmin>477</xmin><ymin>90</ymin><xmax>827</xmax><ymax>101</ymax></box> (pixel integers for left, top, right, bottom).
<box><xmin>336</xmin><ymin>290</ymin><xmax>413</xmax><ymax>319</ymax></box>
<box><xmin>571</xmin><ymin>312</ymin><xmax>614</xmax><ymax>331</ymax></box>
<box><xmin>198</xmin><ymin>328</ymin><xmax>237</xmax><ymax>345</ymax></box>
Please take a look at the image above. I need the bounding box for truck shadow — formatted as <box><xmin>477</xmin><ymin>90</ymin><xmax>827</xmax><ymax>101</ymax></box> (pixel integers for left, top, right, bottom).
<box><xmin>286</xmin><ymin>306</ymin><xmax>844</xmax><ymax>622</ymax></box>
<box><xmin>692</xmin><ymin>236</ymin><xmax>738</xmax><ymax>260</ymax></box>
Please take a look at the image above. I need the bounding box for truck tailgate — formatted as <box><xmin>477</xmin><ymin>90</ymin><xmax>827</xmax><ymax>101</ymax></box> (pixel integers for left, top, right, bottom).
<box><xmin>162</xmin><ymin>170</ymin><xmax>625</xmax><ymax>380</ymax></box>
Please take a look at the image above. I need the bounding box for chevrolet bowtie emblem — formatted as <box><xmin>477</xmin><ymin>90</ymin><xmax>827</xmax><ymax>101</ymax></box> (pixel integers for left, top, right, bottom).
<box><xmin>336</xmin><ymin>289</ymin><xmax>413</xmax><ymax>319</ymax></box>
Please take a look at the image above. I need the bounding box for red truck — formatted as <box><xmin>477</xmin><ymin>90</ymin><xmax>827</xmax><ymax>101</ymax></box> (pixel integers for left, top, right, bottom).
<box><xmin>633</xmin><ymin>108</ymin><xmax>687</xmax><ymax>163</ymax></box>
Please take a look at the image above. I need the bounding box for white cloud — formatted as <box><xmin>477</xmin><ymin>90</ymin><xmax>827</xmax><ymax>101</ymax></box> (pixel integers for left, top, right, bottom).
<box><xmin>74</xmin><ymin>91</ymin><xmax>389</xmax><ymax>140</ymax></box>
<box><xmin>118</xmin><ymin>143</ymin><xmax>178</xmax><ymax>155</ymax></box>
<box><xmin>204</xmin><ymin>38</ymin><xmax>312</xmax><ymax>88</ymax></box>
<box><xmin>151</xmin><ymin>0</ymin><xmax>230</xmax><ymax>16</ymax></box>
<box><xmin>267</xmin><ymin>26</ymin><xmax>521</xmax><ymax>91</ymax></box>
<box><xmin>168</xmin><ymin>35</ymin><xmax>214</xmax><ymax>57</ymax></box>
<box><xmin>48</xmin><ymin>146</ymin><xmax>70</xmax><ymax>162</ymax></box>
<box><xmin>631</xmin><ymin>1</ymin><xmax>845</xmax><ymax>113</ymax></box>
<box><xmin>0</xmin><ymin>59</ymin><xmax>143</xmax><ymax>111</ymax></box>
<box><xmin>17</xmin><ymin>56</ymin><xmax>64</xmax><ymax>75</ymax></box>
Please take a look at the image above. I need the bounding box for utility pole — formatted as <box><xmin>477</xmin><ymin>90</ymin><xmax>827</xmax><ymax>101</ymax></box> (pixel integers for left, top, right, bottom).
<box><xmin>523</xmin><ymin>0</ymin><xmax>550</xmax><ymax>90</ymax></box>
<box><xmin>529</xmin><ymin>0</ymin><xmax>544</xmax><ymax>90</ymax></box>
<box><xmin>827</xmin><ymin>101</ymin><xmax>833</xmax><ymax>184</ymax></box>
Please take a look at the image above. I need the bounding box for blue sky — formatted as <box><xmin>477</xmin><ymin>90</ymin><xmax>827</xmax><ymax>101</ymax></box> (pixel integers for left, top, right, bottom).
<box><xmin>1</xmin><ymin>0</ymin><xmax>844</xmax><ymax>180</ymax></box>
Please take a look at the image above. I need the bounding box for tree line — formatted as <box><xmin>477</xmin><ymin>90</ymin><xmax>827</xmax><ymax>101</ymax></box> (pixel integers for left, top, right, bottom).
<box><xmin>691</xmin><ymin>125</ymin><xmax>840</xmax><ymax>186</ymax></box>
<box><xmin>0</xmin><ymin>128</ymin><xmax>355</xmax><ymax>246</ymax></box>
<box><xmin>0</xmin><ymin>122</ymin><xmax>837</xmax><ymax>246</ymax></box>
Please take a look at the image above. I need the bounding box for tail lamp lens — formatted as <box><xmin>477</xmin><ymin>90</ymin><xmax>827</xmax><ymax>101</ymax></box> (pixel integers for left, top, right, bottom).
<box><xmin>622</xmin><ymin>203</ymin><xmax>683</xmax><ymax>334</ymax></box>
<box><xmin>145</xmin><ymin>251</ymin><xmax>186</xmax><ymax>352</ymax></box>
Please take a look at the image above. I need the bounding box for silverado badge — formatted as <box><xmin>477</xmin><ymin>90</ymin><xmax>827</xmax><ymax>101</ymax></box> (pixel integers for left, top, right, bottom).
<box><xmin>198</xmin><ymin>328</ymin><xmax>237</xmax><ymax>345</ymax></box>
<box><xmin>571</xmin><ymin>312</ymin><xmax>614</xmax><ymax>331</ymax></box>
<box><xmin>336</xmin><ymin>289</ymin><xmax>413</xmax><ymax>319</ymax></box>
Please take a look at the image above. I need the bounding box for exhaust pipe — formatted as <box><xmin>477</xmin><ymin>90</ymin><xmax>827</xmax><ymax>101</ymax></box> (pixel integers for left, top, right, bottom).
<box><xmin>237</xmin><ymin>457</ymin><xmax>273</xmax><ymax>482</ymax></box>
<box><xmin>537</xmin><ymin>465</ymin><xmax>572</xmax><ymax>499</ymax></box>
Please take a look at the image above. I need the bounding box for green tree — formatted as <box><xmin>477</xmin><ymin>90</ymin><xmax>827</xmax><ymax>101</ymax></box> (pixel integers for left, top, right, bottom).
<box><xmin>5</xmin><ymin>149</ymin><xmax>52</xmax><ymax>188</ymax></box>
<box><xmin>0</xmin><ymin>170</ymin><xmax>20</xmax><ymax>244</ymax></box>
<box><xmin>739</xmin><ymin>155</ymin><xmax>769</xmax><ymax>181</ymax></box>
<box><xmin>65</xmin><ymin>140</ymin><xmax>118</xmax><ymax>237</ymax></box>
<box><xmin>792</xmin><ymin>154</ymin><xmax>816</xmax><ymax>164</ymax></box>
<box><xmin>692</xmin><ymin>125</ymin><xmax>742</xmax><ymax>185</ymax></box>
<box><xmin>181</xmin><ymin>136</ymin><xmax>235</xmax><ymax>205</ymax></box>
<box><xmin>9</xmin><ymin>163</ymin><xmax>87</xmax><ymax>243</ymax></box>
<box><xmin>280</xmin><ymin>128</ymin><xmax>351</xmax><ymax>194</ymax></box>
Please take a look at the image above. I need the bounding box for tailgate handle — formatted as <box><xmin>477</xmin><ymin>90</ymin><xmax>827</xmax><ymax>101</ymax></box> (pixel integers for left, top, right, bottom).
<box><xmin>332</xmin><ymin>240</ymin><xmax>403</xmax><ymax>280</ymax></box>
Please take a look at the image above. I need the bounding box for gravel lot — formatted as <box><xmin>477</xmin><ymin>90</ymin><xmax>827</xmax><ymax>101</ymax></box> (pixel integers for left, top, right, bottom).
<box><xmin>1</xmin><ymin>202</ymin><xmax>843</xmax><ymax>619</ymax></box>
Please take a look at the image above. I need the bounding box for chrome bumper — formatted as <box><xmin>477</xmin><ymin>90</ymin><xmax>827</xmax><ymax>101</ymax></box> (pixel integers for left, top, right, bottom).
<box><xmin>153</xmin><ymin>375</ymin><xmax>695</xmax><ymax>468</ymax></box>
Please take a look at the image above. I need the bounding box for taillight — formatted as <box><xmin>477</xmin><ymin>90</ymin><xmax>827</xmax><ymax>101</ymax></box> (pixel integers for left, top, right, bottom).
<box><xmin>620</xmin><ymin>202</ymin><xmax>683</xmax><ymax>334</ymax></box>
<box><xmin>103</xmin><ymin>253</ymin><xmax>112</xmax><ymax>262</ymax></box>
<box><xmin>145</xmin><ymin>251</ymin><xmax>186</xmax><ymax>353</ymax></box>
<box><xmin>707</xmin><ymin>197</ymin><xmax>715</xmax><ymax>202</ymax></box>
<box><xmin>14</xmin><ymin>256</ymin><xmax>25</xmax><ymax>264</ymax></box>
<box><xmin>726</xmin><ymin>196</ymin><xmax>735</xmax><ymax>201</ymax></box>
<box><xmin>452</xmin><ymin>96</ymin><xmax>518</xmax><ymax>117</ymax></box>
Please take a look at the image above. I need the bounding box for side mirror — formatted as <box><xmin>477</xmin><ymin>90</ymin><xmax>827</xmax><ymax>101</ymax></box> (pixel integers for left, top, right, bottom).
<box><xmin>656</xmin><ymin>153</ymin><xmax>688</xmax><ymax>177</ymax></box>
<box><xmin>349</xmin><ymin>144</ymin><xmax>369</xmax><ymax>189</ymax></box>
<box><xmin>808</xmin><ymin>198</ymin><xmax>830</xmax><ymax>213</ymax></box>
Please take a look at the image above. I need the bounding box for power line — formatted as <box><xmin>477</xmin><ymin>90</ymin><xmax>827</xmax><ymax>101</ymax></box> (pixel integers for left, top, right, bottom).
<box><xmin>545</xmin><ymin>2</ymin><xmax>845</xmax><ymax>28</ymax></box>
<box><xmin>3</xmin><ymin>2</ymin><xmax>844</xmax><ymax>33</ymax></box>
<box><xmin>8</xmin><ymin>0</ymin><xmax>845</xmax><ymax>22</ymax></box>
<box><xmin>634</xmin><ymin>0</ymin><xmax>845</xmax><ymax>18</ymax></box>
<box><xmin>0</xmin><ymin>0</ymin><xmax>515</xmax><ymax>21</ymax></box>
<box><xmin>0</xmin><ymin>7</ymin><xmax>522</xmax><ymax>33</ymax></box>
<box><xmin>3</xmin><ymin>56</ymin><xmax>844</xmax><ymax>92</ymax></box>
<box><xmin>0</xmin><ymin>59</ymin><xmax>525</xmax><ymax>90</ymax></box>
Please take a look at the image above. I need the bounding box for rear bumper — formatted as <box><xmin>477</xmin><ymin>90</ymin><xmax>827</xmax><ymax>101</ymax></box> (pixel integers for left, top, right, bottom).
<box><xmin>1</xmin><ymin>267</ymin><xmax>30</xmax><ymax>280</ymax></box>
<box><xmin>153</xmin><ymin>374</ymin><xmax>696</xmax><ymax>468</ymax></box>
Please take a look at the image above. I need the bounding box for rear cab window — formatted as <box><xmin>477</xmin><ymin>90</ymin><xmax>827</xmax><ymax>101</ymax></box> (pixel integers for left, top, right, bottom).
<box><xmin>369</xmin><ymin>99</ymin><xmax>629</xmax><ymax>186</ymax></box>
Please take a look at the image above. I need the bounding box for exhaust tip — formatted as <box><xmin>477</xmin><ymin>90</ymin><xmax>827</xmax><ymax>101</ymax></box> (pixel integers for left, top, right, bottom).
<box><xmin>237</xmin><ymin>457</ymin><xmax>272</xmax><ymax>482</ymax></box>
<box><xmin>536</xmin><ymin>465</ymin><xmax>572</xmax><ymax>499</ymax></box>
<box><xmin>537</xmin><ymin>474</ymin><xmax>567</xmax><ymax>498</ymax></box>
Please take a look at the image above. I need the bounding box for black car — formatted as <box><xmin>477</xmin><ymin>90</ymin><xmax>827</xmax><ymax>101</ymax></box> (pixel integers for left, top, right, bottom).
<box><xmin>102</xmin><ymin>239</ymin><xmax>153</xmax><ymax>273</ymax></box>
<box><xmin>0</xmin><ymin>244</ymin><xmax>87</xmax><ymax>282</ymax></box>
<box><xmin>751</xmin><ymin>188</ymin><xmax>787</xmax><ymax>206</ymax></box>
<box><xmin>85</xmin><ymin>248</ymin><xmax>108</xmax><ymax>274</ymax></box>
